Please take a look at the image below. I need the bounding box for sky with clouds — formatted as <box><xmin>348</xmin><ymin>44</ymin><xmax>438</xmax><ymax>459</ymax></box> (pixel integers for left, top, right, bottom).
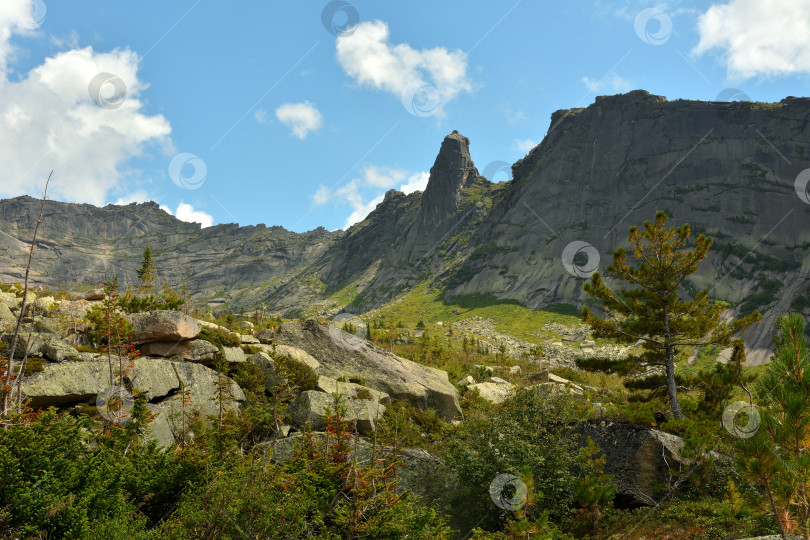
<box><xmin>1</xmin><ymin>0</ymin><xmax>809</xmax><ymax>231</ymax></box>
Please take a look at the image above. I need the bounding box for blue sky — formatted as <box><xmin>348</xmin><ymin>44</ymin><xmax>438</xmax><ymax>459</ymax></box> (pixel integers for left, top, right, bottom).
<box><xmin>1</xmin><ymin>0</ymin><xmax>808</xmax><ymax>231</ymax></box>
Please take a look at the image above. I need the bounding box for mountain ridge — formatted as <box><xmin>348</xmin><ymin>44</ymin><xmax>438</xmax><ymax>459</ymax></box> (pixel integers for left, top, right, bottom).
<box><xmin>3</xmin><ymin>89</ymin><xmax>810</xmax><ymax>363</ymax></box>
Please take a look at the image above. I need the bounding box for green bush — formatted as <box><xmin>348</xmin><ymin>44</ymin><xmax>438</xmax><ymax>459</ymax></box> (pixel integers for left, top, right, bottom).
<box><xmin>23</xmin><ymin>356</ymin><xmax>45</xmax><ymax>375</ymax></box>
<box><xmin>275</xmin><ymin>355</ymin><xmax>317</xmax><ymax>391</ymax></box>
<box><xmin>117</xmin><ymin>283</ymin><xmax>185</xmax><ymax>314</ymax></box>
<box><xmin>0</xmin><ymin>409</ymin><xmax>188</xmax><ymax>539</ymax></box>
<box><xmin>446</xmin><ymin>388</ymin><xmax>592</xmax><ymax>533</ymax></box>
<box><xmin>198</xmin><ymin>326</ymin><xmax>240</xmax><ymax>348</ymax></box>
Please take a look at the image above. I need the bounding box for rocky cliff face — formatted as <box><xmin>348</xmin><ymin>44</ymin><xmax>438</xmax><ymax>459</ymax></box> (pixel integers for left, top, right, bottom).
<box><xmin>0</xmin><ymin>197</ymin><xmax>338</xmax><ymax>308</ymax></box>
<box><xmin>445</xmin><ymin>91</ymin><xmax>810</xmax><ymax>363</ymax></box>
<box><xmin>2</xmin><ymin>90</ymin><xmax>810</xmax><ymax>362</ymax></box>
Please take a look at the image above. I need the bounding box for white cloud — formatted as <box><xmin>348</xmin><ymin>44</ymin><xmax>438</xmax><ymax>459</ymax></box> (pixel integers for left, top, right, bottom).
<box><xmin>275</xmin><ymin>101</ymin><xmax>322</xmax><ymax>139</ymax></box>
<box><xmin>112</xmin><ymin>190</ymin><xmax>151</xmax><ymax>205</ymax></box>
<box><xmin>693</xmin><ymin>0</ymin><xmax>810</xmax><ymax>79</ymax></box>
<box><xmin>399</xmin><ymin>171</ymin><xmax>429</xmax><ymax>194</ymax></box>
<box><xmin>335</xmin><ymin>20</ymin><xmax>472</xmax><ymax>115</ymax></box>
<box><xmin>343</xmin><ymin>194</ymin><xmax>384</xmax><ymax>229</ymax></box>
<box><xmin>582</xmin><ymin>73</ymin><xmax>633</xmax><ymax>94</ymax></box>
<box><xmin>362</xmin><ymin>165</ymin><xmax>407</xmax><ymax>188</ymax></box>
<box><xmin>161</xmin><ymin>202</ymin><xmax>213</xmax><ymax>228</ymax></box>
<box><xmin>0</xmin><ymin>4</ymin><xmax>171</xmax><ymax>206</ymax></box>
<box><xmin>515</xmin><ymin>139</ymin><xmax>538</xmax><ymax>153</ymax></box>
<box><xmin>312</xmin><ymin>164</ymin><xmax>430</xmax><ymax>228</ymax></box>
<box><xmin>0</xmin><ymin>1</ymin><xmax>37</xmax><ymax>75</ymax></box>
<box><xmin>504</xmin><ymin>108</ymin><xmax>527</xmax><ymax>126</ymax></box>
<box><xmin>312</xmin><ymin>184</ymin><xmax>331</xmax><ymax>206</ymax></box>
<box><xmin>254</xmin><ymin>107</ymin><xmax>268</xmax><ymax>124</ymax></box>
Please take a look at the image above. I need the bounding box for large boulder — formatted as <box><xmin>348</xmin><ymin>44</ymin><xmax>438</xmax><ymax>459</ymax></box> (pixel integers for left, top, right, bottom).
<box><xmin>34</xmin><ymin>296</ymin><xmax>56</xmax><ymax>311</ymax></box>
<box><xmin>2</xmin><ymin>332</ymin><xmax>78</xmax><ymax>362</ymax></box>
<box><xmin>568</xmin><ymin>421</ymin><xmax>693</xmax><ymax>506</ymax></box>
<box><xmin>275</xmin><ymin>320</ymin><xmax>460</xmax><ymax>421</ymax></box>
<box><xmin>256</xmin><ymin>328</ymin><xmax>275</xmax><ymax>344</ymax></box>
<box><xmin>239</xmin><ymin>321</ymin><xmax>254</xmax><ymax>331</ymax></box>
<box><xmin>186</xmin><ymin>339</ymin><xmax>219</xmax><ymax>362</ymax></box>
<box><xmin>41</xmin><ymin>337</ymin><xmax>81</xmax><ymax>362</ymax></box>
<box><xmin>469</xmin><ymin>381</ymin><xmax>513</xmax><ymax>404</ymax></box>
<box><xmin>287</xmin><ymin>390</ymin><xmax>385</xmax><ymax>434</ymax></box>
<box><xmin>221</xmin><ymin>346</ymin><xmax>246</xmax><ymax>364</ymax></box>
<box><xmin>0</xmin><ymin>302</ymin><xmax>16</xmax><ymax>325</ymax></box>
<box><xmin>58</xmin><ymin>299</ymin><xmax>89</xmax><ymax>320</ymax></box>
<box><xmin>246</xmin><ymin>352</ymin><xmax>281</xmax><ymax>391</ymax></box>
<box><xmin>272</xmin><ymin>344</ymin><xmax>320</xmax><ymax>374</ymax></box>
<box><xmin>84</xmin><ymin>288</ymin><xmax>105</xmax><ymax>301</ymax></box>
<box><xmin>20</xmin><ymin>358</ymin><xmax>244</xmax><ymax>447</ymax></box>
<box><xmin>0</xmin><ymin>291</ymin><xmax>19</xmax><ymax>309</ymax></box>
<box><xmin>127</xmin><ymin>310</ymin><xmax>201</xmax><ymax>345</ymax></box>
<box><xmin>239</xmin><ymin>334</ymin><xmax>259</xmax><ymax>344</ymax></box>
<box><xmin>146</xmin><ymin>362</ymin><xmax>245</xmax><ymax>446</ymax></box>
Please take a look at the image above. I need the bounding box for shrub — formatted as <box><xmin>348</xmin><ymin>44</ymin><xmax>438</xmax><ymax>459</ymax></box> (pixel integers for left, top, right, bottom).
<box><xmin>23</xmin><ymin>356</ymin><xmax>45</xmax><ymax>375</ymax></box>
<box><xmin>446</xmin><ymin>388</ymin><xmax>593</xmax><ymax>533</ymax></box>
<box><xmin>198</xmin><ymin>326</ymin><xmax>240</xmax><ymax>348</ymax></box>
<box><xmin>275</xmin><ymin>355</ymin><xmax>317</xmax><ymax>391</ymax></box>
<box><xmin>241</xmin><ymin>344</ymin><xmax>262</xmax><ymax>355</ymax></box>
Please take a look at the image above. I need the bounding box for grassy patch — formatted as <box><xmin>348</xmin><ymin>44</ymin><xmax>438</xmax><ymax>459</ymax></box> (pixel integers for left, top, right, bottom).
<box><xmin>369</xmin><ymin>282</ymin><xmax>581</xmax><ymax>343</ymax></box>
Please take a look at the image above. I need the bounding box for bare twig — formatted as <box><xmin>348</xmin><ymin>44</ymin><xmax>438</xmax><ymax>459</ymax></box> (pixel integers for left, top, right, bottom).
<box><xmin>2</xmin><ymin>171</ymin><xmax>51</xmax><ymax>416</ymax></box>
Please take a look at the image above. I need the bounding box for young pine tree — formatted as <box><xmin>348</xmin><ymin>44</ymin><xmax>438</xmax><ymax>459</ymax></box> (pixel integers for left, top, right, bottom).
<box><xmin>736</xmin><ymin>313</ymin><xmax>810</xmax><ymax>540</ymax></box>
<box><xmin>581</xmin><ymin>211</ymin><xmax>760</xmax><ymax>419</ymax></box>
<box><xmin>136</xmin><ymin>242</ymin><xmax>156</xmax><ymax>294</ymax></box>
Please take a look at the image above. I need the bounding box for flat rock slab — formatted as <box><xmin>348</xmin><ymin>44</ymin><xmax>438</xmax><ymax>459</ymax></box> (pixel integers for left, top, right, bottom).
<box><xmin>275</xmin><ymin>320</ymin><xmax>460</xmax><ymax>421</ymax></box>
<box><xmin>316</xmin><ymin>375</ymin><xmax>390</xmax><ymax>405</ymax></box>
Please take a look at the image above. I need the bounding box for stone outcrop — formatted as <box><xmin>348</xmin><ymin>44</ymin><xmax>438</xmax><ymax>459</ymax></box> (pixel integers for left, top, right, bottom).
<box><xmin>568</xmin><ymin>421</ymin><xmax>693</xmax><ymax>506</ymax></box>
<box><xmin>469</xmin><ymin>380</ymin><xmax>513</xmax><ymax>404</ymax></box>
<box><xmin>256</xmin><ymin>328</ymin><xmax>275</xmax><ymax>344</ymax></box>
<box><xmin>128</xmin><ymin>311</ymin><xmax>201</xmax><ymax>345</ymax></box>
<box><xmin>316</xmin><ymin>375</ymin><xmax>391</xmax><ymax>405</ymax></box>
<box><xmin>2</xmin><ymin>331</ymin><xmax>79</xmax><ymax>362</ymax></box>
<box><xmin>20</xmin><ymin>357</ymin><xmax>244</xmax><ymax>447</ymax></box>
<box><xmin>286</xmin><ymin>390</ymin><xmax>385</xmax><ymax>434</ymax></box>
<box><xmin>275</xmin><ymin>319</ymin><xmax>461</xmax><ymax>420</ymax></box>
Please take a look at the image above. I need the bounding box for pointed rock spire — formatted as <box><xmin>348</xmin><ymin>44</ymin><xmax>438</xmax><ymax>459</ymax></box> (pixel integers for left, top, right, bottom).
<box><xmin>420</xmin><ymin>131</ymin><xmax>479</xmax><ymax>225</ymax></box>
